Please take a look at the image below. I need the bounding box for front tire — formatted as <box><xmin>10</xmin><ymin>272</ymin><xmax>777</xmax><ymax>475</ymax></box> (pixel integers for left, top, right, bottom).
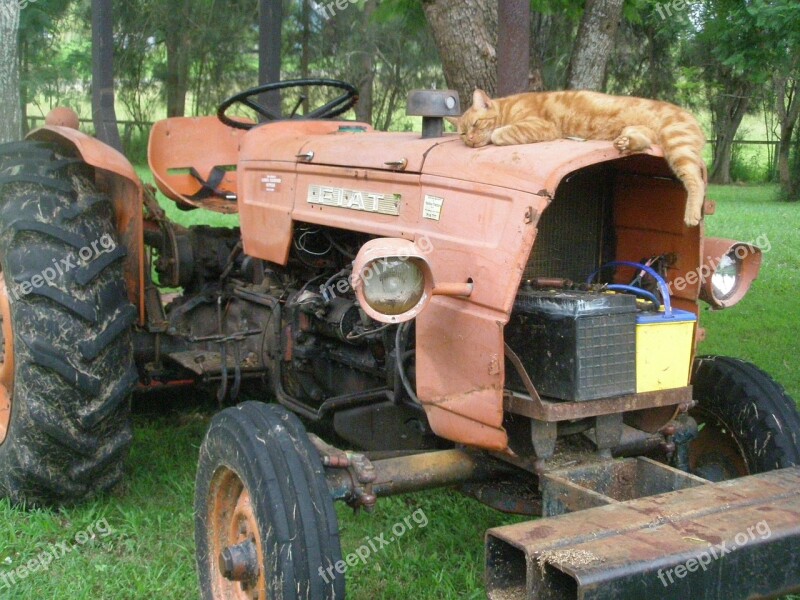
<box><xmin>195</xmin><ymin>402</ymin><xmax>344</xmax><ymax>600</ymax></box>
<box><xmin>689</xmin><ymin>355</ymin><xmax>800</xmax><ymax>480</ymax></box>
<box><xmin>0</xmin><ymin>141</ymin><xmax>137</xmax><ymax>506</ymax></box>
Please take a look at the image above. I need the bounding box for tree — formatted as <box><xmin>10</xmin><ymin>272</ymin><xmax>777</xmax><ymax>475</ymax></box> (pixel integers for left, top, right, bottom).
<box><xmin>775</xmin><ymin>74</ymin><xmax>800</xmax><ymax>188</ymax></box>
<box><xmin>529</xmin><ymin>0</ymin><xmax>584</xmax><ymax>91</ymax></box>
<box><xmin>354</xmin><ymin>0</ymin><xmax>376</xmax><ymax>124</ymax></box>
<box><xmin>747</xmin><ymin>0</ymin><xmax>800</xmax><ymax>192</ymax></box>
<box><xmin>91</xmin><ymin>0</ymin><xmax>121</xmax><ymax>151</ymax></box>
<box><xmin>566</xmin><ymin>0</ymin><xmax>625</xmax><ymax>90</ymax></box>
<box><xmin>0</xmin><ymin>0</ymin><xmax>22</xmax><ymax>143</ymax></box>
<box><xmin>18</xmin><ymin>0</ymin><xmax>75</xmax><ymax>133</ymax></box>
<box><xmin>685</xmin><ymin>0</ymin><xmax>756</xmax><ymax>184</ymax></box>
<box><xmin>497</xmin><ymin>0</ymin><xmax>530</xmax><ymax>96</ymax></box>
<box><xmin>606</xmin><ymin>1</ymin><xmax>687</xmax><ymax>102</ymax></box>
<box><xmin>259</xmin><ymin>0</ymin><xmax>283</xmax><ymax>116</ymax></box>
<box><xmin>422</xmin><ymin>0</ymin><xmax>497</xmax><ymax>104</ymax></box>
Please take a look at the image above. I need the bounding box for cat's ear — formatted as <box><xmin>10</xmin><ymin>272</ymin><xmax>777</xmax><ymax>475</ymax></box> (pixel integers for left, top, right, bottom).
<box><xmin>472</xmin><ymin>89</ymin><xmax>493</xmax><ymax>111</ymax></box>
<box><xmin>444</xmin><ymin>116</ymin><xmax>460</xmax><ymax>129</ymax></box>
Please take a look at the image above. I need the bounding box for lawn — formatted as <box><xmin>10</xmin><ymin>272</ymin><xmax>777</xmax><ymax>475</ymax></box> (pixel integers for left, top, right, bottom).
<box><xmin>0</xmin><ymin>183</ymin><xmax>797</xmax><ymax>599</ymax></box>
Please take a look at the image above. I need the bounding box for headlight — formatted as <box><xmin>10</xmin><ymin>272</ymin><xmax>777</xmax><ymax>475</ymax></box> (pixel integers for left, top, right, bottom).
<box><xmin>362</xmin><ymin>258</ymin><xmax>426</xmax><ymax>316</ymax></box>
<box><xmin>711</xmin><ymin>251</ymin><xmax>741</xmax><ymax>301</ymax></box>
<box><xmin>701</xmin><ymin>238</ymin><xmax>762</xmax><ymax>309</ymax></box>
<box><xmin>353</xmin><ymin>239</ymin><xmax>434</xmax><ymax>323</ymax></box>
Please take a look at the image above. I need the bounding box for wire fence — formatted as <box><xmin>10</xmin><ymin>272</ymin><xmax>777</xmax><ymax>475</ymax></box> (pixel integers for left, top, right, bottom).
<box><xmin>25</xmin><ymin>116</ymin><xmax>783</xmax><ymax>182</ymax></box>
<box><xmin>26</xmin><ymin>115</ymin><xmax>154</xmax><ymax>149</ymax></box>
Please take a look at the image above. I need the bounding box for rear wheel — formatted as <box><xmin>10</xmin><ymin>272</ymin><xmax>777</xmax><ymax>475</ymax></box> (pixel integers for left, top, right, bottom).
<box><xmin>195</xmin><ymin>402</ymin><xmax>344</xmax><ymax>600</ymax></box>
<box><xmin>689</xmin><ymin>355</ymin><xmax>800</xmax><ymax>480</ymax></box>
<box><xmin>0</xmin><ymin>141</ymin><xmax>137</xmax><ymax>506</ymax></box>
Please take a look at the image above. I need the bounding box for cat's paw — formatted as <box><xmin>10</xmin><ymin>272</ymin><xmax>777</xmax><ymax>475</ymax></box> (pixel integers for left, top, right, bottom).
<box><xmin>684</xmin><ymin>207</ymin><xmax>702</xmax><ymax>227</ymax></box>
<box><xmin>613</xmin><ymin>135</ymin><xmax>632</xmax><ymax>154</ymax></box>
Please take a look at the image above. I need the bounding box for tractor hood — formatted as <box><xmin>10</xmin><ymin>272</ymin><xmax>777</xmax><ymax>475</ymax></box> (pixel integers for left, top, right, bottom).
<box><xmin>239</xmin><ymin>119</ymin><xmax>673</xmax><ymax>196</ymax></box>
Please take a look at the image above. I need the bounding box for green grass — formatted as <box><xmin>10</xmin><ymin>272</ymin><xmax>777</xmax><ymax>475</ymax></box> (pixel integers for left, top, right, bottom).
<box><xmin>0</xmin><ymin>183</ymin><xmax>797</xmax><ymax>599</ymax></box>
<box><xmin>700</xmin><ymin>184</ymin><xmax>800</xmax><ymax>401</ymax></box>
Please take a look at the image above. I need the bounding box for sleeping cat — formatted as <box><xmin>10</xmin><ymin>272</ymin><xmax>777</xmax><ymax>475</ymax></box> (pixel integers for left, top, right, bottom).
<box><xmin>449</xmin><ymin>89</ymin><xmax>706</xmax><ymax>227</ymax></box>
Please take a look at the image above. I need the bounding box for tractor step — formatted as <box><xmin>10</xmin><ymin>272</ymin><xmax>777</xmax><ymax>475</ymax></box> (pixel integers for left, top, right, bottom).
<box><xmin>486</xmin><ymin>466</ymin><xmax>800</xmax><ymax>600</ymax></box>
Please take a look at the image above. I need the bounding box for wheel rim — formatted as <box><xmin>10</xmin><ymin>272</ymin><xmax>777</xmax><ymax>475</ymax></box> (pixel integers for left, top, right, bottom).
<box><xmin>208</xmin><ymin>467</ymin><xmax>267</xmax><ymax>600</ymax></box>
<box><xmin>689</xmin><ymin>407</ymin><xmax>750</xmax><ymax>481</ymax></box>
<box><xmin>0</xmin><ymin>274</ymin><xmax>14</xmax><ymax>446</ymax></box>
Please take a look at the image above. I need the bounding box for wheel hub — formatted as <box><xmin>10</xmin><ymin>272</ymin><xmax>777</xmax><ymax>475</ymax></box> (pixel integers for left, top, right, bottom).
<box><xmin>209</xmin><ymin>468</ymin><xmax>267</xmax><ymax>599</ymax></box>
<box><xmin>0</xmin><ymin>274</ymin><xmax>14</xmax><ymax>446</ymax></box>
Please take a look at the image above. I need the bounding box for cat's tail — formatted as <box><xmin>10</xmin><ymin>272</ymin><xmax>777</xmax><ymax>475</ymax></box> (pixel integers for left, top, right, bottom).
<box><xmin>657</xmin><ymin>117</ymin><xmax>706</xmax><ymax>227</ymax></box>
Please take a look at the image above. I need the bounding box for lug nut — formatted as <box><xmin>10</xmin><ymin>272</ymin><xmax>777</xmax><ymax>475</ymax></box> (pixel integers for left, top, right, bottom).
<box><xmin>220</xmin><ymin>540</ymin><xmax>260</xmax><ymax>582</ymax></box>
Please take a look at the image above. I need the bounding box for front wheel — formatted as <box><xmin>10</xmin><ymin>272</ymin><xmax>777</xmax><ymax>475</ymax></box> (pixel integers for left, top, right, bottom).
<box><xmin>195</xmin><ymin>402</ymin><xmax>344</xmax><ymax>599</ymax></box>
<box><xmin>689</xmin><ymin>355</ymin><xmax>800</xmax><ymax>480</ymax></box>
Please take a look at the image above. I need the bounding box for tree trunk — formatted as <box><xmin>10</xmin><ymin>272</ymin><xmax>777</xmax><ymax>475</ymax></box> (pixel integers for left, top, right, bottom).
<box><xmin>529</xmin><ymin>12</ymin><xmax>552</xmax><ymax>92</ymax></box>
<box><xmin>775</xmin><ymin>76</ymin><xmax>800</xmax><ymax>187</ymax></box>
<box><xmin>355</xmin><ymin>0</ymin><xmax>376</xmax><ymax>124</ymax></box>
<box><xmin>787</xmin><ymin>129</ymin><xmax>800</xmax><ymax>201</ymax></box>
<box><xmin>259</xmin><ymin>0</ymin><xmax>283</xmax><ymax>116</ymax></box>
<box><xmin>0</xmin><ymin>1</ymin><xmax>22</xmax><ymax>143</ymax></box>
<box><xmin>19</xmin><ymin>36</ymin><xmax>27</xmax><ymax>135</ymax></box>
<box><xmin>422</xmin><ymin>0</ymin><xmax>497</xmax><ymax>105</ymax></box>
<box><xmin>709</xmin><ymin>90</ymin><xmax>750</xmax><ymax>184</ymax></box>
<box><xmin>164</xmin><ymin>0</ymin><xmax>191</xmax><ymax>118</ymax></box>
<box><xmin>300</xmin><ymin>0</ymin><xmax>311</xmax><ymax>114</ymax></box>
<box><xmin>566</xmin><ymin>0</ymin><xmax>624</xmax><ymax>91</ymax></box>
<box><xmin>91</xmin><ymin>0</ymin><xmax>122</xmax><ymax>151</ymax></box>
<box><xmin>497</xmin><ymin>0</ymin><xmax>530</xmax><ymax>96</ymax></box>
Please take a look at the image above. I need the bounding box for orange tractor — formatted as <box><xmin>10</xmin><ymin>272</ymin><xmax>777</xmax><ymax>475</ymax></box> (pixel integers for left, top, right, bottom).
<box><xmin>1</xmin><ymin>81</ymin><xmax>799</xmax><ymax>599</ymax></box>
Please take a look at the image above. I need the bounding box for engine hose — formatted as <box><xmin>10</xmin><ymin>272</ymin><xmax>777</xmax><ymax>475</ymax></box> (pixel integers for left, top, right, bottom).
<box><xmin>395</xmin><ymin>322</ymin><xmax>421</xmax><ymax>406</ymax></box>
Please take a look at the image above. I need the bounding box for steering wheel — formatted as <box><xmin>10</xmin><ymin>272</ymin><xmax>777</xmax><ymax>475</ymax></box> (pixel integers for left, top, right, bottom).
<box><xmin>217</xmin><ymin>79</ymin><xmax>359</xmax><ymax>130</ymax></box>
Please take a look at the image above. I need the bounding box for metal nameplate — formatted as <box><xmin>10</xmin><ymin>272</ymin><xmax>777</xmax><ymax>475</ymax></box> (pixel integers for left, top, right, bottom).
<box><xmin>307</xmin><ymin>185</ymin><xmax>401</xmax><ymax>216</ymax></box>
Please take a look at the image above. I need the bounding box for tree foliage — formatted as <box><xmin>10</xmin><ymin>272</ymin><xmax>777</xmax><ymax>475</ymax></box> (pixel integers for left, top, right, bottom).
<box><xmin>7</xmin><ymin>0</ymin><xmax>798</xmax><ymax>185</ymax></box>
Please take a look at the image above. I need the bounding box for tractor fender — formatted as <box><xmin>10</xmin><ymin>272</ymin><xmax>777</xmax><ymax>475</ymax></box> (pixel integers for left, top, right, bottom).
<box><xmin>26</xmin><ymin>125</ymin><xmax>146</xmax><ymax>325</ymax></box>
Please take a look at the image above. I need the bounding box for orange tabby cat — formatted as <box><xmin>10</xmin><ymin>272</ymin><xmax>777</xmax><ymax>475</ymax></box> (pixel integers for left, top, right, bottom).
<box><xmin>450</xmin><ymin>89</ymin><xmax>706</xmax><ymax>227</ymax></box>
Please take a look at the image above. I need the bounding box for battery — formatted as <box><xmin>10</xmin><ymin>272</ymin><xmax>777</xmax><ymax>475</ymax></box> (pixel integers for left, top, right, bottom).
<box><xmin>505</xmin><ymin>290</ymin><xmax>637</xmax><ymax>401</ymax></box>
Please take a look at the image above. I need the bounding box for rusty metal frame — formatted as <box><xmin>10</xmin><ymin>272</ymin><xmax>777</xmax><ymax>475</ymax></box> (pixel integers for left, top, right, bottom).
<box><xmin>486</xmin><ymin>466</ymin><xmax>800</xmax><ymax>600</ymax></box>
<box><xmin>504</xmin><ymin>386</ymin><xmax>693</xmax><ymax>423</ymax></box>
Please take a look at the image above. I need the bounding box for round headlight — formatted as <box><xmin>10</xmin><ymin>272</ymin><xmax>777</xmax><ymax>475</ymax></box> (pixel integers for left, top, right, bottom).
<box><xmin>711</xmin><ymin>252</ymin><xmax>741</xmax><ymax>301</ymax></box>
<box><xmin>362</xmin><ymin>258</ymin><xmax>425</xmax><ymax>316</ymax></box>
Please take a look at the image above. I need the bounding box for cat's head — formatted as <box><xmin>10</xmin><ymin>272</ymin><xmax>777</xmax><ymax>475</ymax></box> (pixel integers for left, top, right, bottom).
<box><xmin>447</xmin><ymin>89</ymin><xmax>498</xmax><ymax>148</ymax></box>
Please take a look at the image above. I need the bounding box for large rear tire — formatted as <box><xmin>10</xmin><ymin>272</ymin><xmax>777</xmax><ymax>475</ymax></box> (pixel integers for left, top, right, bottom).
<box><xmin>689</xmin><ymin>355</ymin><xmax>800</xmax><ymax>480</ymax></box>
<box><xmin>0</xmin><ymin>141</ymin><xmax>137</xmax><ymax>506</ymax></box>
<box><xmin>195</xmin><ymin>402</ymin><xmax>344</xmax><ymax>600</ymax></box>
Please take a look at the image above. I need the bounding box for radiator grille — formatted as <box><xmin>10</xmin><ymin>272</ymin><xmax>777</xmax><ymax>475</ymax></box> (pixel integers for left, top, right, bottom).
<box><xmin>525</xmin><ymin>166</ymin><xmax>613</xmax><ymax>282</ymax></box>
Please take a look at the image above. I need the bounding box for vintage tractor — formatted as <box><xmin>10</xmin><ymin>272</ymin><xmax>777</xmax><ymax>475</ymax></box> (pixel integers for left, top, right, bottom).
<box><xmin>1</xmin><ymin>80</ymin><xmax>799</xmax><ymax>599</ymax></box>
